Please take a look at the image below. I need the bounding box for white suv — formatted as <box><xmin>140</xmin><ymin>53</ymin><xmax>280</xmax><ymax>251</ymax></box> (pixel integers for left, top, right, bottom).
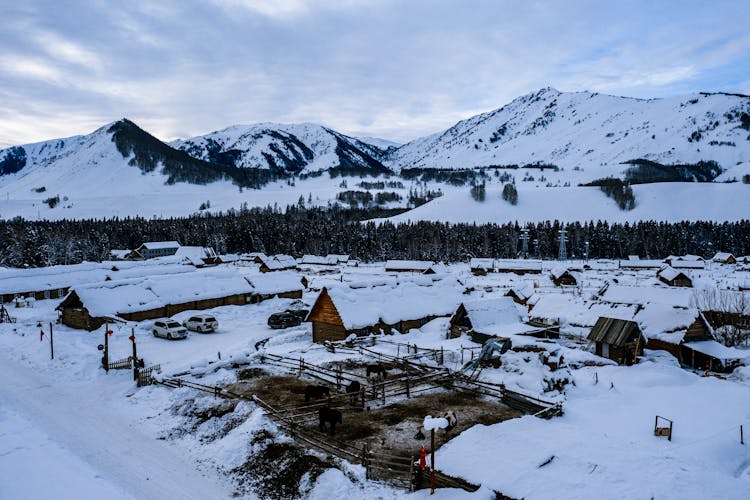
<box><xmin>183</xmin><ymin>315</ymin><xmax>219</xmax><ymax>333</ymax></box>
<box><xmin>152</xmin><ymin>319</ymin><xmax>188</xmax><ymax>340</ymax></box>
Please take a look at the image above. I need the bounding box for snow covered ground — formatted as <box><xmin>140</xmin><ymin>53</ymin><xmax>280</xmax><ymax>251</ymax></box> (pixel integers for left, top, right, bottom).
<box><xmin>1</xmin><ymin>261</ymin><xmax>750</xmax><ymax>499</ymax></box>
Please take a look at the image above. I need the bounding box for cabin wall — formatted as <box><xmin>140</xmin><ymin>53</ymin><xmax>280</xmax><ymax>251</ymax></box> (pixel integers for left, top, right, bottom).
<box><xmin>312</xmin><ymin>322</ymin><xmax>349</xmax><ymax>343</ymax></box>
<box><xmin>60</xmin><ymin>308</ymin><xmax>108</xmax><ymax>331</ymax></box>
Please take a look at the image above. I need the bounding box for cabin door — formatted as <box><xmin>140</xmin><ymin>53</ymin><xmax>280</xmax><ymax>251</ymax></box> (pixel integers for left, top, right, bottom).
<box><xmin>602</xmin><ymin>343</ymin><xmax>609</xmax><ymax>358</ymax></box>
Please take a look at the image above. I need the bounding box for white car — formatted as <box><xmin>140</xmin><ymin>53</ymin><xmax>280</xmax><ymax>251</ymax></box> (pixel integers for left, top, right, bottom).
<box><xmin>152</xmin><ymin>319</ymin><xmax>188</xmax><ymax>340</ymax></box>
<box><xmin>183</xmin><ymin>314</ymin><xmax>219</xmax><ymax>333</ymax></box>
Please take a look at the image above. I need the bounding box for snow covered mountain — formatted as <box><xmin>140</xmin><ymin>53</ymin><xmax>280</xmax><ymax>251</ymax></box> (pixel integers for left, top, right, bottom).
<box><xmin>171</xmin><ymin>123</ymin><xmax>390</xmax><ymax>174</ymax></box>
<box><xmin>387</xmin><ymin>88</ymin><xmax>750</xmax><ymax>178</ymax></box>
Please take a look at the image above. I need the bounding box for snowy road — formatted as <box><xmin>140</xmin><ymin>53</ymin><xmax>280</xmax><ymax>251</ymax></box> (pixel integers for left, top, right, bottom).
<box><xmin>0</xmin><ymin>351</ymin><xmax>233</xmax><ymax>500</ymax></box>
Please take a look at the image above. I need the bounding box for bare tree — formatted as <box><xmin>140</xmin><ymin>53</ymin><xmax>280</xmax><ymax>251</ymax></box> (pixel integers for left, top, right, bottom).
<box><xmin>693</xmin><ymin>288</ymin><xmax>750</xmax><ymax>347</ymax></box>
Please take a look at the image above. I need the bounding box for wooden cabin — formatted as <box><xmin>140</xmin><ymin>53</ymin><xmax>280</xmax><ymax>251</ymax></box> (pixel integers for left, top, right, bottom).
<box><xmin>587</xmin><ymin>317</ymin><xmax>645</xmax><ymax>365</ymax></box>
<box><xmin>657</xmin><ymin>266</ymin><xmax>692</xmax><ymax>287</ymax></box>
<box><xmin>258</xmin><ymin>254</ymin><xmax>297</xmax><ymax>273</ymax></box>
<box><xmin>470</xmin><ymin>258</ymin><xmax>495</xmax><ymax>276</ymax></box>
<box><xmin>712</xmin><ymin>252</ymin><xmax>736</xmax><ymax>264</ymax></box>
<box><xmin>550</xmin><ymin>267</ymin><xmax>577</xmax><ymax>286</ymax></box>
<box><xmin>643</xmin><ymin>313</ymin><xmax>714</xmax><ymax>368</ymax></box>
<box><xmin>385</xmin><ymin>260</ymin><xmax>434</xmax><ymax>273</ymax></box>
<box><xmin>504</xmin><ymin>286</ymin><xmax>533</xmax><ymax>305</ymax></box>
<box><xmin>307</xmin><ymin>281</ymin><xmax>462</xmax><ymax>343</ymax></box>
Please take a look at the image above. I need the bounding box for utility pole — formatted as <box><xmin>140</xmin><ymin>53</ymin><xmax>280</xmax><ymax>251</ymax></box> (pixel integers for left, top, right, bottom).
<box><xmin>430</xmin><ymin>428</ymin><xmax>435</xmax><ymax>495</ymax></box>
<box><xmin>103</xmin><ymin>322</ymin><xmax>110</xmax><ymax>372</ymax></box>
<box><xmin>49</xmin><ymin>321</ymin><xmax>54</xmax><ymax>360</ymax></box>
<box><xmin>533</xmin><ymin>238</ymin><xmax>539</xmax><ymax>259</ymax></box>
<box><xmin>584</xmin><ymin>240</ymin><xmax>590</xmax><ymax>263</ymax></box>
<box><xmin>520</xmin><ymin>228</ymin><xmax>530</xmax><ymax>259</ymax></box>
<box><xmin>558</xmin><ymin>227</ymin><xmax>567</xmax><ymax>261</ymax></box>
<box><xmin>130</xmin><ymin>328</ymin><xmax>139</xmax><ymax>382</ymax></box>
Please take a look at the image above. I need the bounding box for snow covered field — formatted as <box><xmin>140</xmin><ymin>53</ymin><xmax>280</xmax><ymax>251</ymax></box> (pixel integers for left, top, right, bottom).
<box><xmin>1</xmin><ymin>260</ymin><xmax>750</xmax><ymax>499</ymax></box>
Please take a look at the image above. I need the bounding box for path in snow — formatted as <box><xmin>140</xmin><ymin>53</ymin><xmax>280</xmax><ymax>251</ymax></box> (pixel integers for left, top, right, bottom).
<box><xmin>0</xmin><ymin>351</ymin><xmax>234</xmax><ymax>500</ymax></box>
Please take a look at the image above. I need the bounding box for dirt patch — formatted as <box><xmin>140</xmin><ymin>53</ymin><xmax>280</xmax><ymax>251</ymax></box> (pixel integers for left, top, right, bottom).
<box><xmin>237</xmin><ymin>367</ymin><xmax>268</xmax><ymax>380</ymax></box>
<box><xmin>232</xmin><ymin>431</ymin><xmax>334</xmax><ymax>500</ymax></box>
<box><xmin>227</xmin><ymin>375</ymin><xmax>317</xmax><ymax>408</ymax></box>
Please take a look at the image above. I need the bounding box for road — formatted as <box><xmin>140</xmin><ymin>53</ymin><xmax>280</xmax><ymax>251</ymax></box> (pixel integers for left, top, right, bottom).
<box><xmin>0</xmin><ymin>351</ymin><xmax>234</xmax><ymax>500</ymax></box>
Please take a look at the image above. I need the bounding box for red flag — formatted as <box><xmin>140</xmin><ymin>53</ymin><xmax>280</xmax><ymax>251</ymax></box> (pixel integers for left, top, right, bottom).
<box><xmin>40</xmin><ymin>329</ymin><xmax>45</xmax><ymax>341</ymax></box>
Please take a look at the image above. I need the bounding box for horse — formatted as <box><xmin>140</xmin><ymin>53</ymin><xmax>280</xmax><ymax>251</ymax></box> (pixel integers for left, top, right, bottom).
<box><xmin>444</xmin><ymin>410</ymin><xmax>457</xmax><ymax>432</ymax></box>
<box><xmin>304</xmin><ymin>384</ymin><xmax>330</xmax><ymax>402</ymax></box>
<box><xmin>366</xmin><ymin>363</ymin><xmax>387</xmax><ymax>381</ymax></box>
<box><xmin>345</xmin><ymin>380</ymin><xmax>361</xmax><ymax>405</ymax></box>
<box><xmin>319</xmin><ymin>407</ymin><xmax>342</xmax><ymax>435</ymax></box>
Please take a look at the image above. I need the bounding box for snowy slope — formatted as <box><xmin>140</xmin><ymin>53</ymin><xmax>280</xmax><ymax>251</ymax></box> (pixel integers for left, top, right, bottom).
<box><xmin>171</xmin><ymin>123</ymin><xmax>390</xmax><ymax>173</ymax></box>
<box><xmin>388</xmin><ymin>88</ymin><xmax>750</xmax><ymax>180</ymax></box>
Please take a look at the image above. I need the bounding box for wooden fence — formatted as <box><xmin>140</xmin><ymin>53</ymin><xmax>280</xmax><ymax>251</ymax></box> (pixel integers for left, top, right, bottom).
<box><xmin>137</xmin><ymin>364</ymin><xmax>161</xmax><ymax>387</ymax></box>
<box><xmin>108</xmin><ymin>357</ymin><xmax>132</xmax><ymax>370</ymax></box>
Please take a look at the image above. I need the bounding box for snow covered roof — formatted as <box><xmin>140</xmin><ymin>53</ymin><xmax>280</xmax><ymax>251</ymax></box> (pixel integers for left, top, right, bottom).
<box><xmin>300</xmin><ymin>255</ymin><xmax>339</xmax><ymax>265</ymax></box>
<box><xmin>671</xmin><ymin>260</ymin><xmax>705</xmax><ymax>270</ymax></box>
<box><xmin>321</xmin><ymin>278</ymin><xmax>463</xmax><ymax>330</ymax></box>
<box><xmin>712</xmin><ymin>252</ymin><xmax>735</xmax><ymax>262</ymax></box>
<box><xmin>174</xmin><ymin>246</ymin><xmax>217</xmax><ymax>266</ymax></box>
<box><xmin>327</xmin><ymin>254</ymin><xmax>350</xmax><ymax>263</ymax></box>
<box><xmin>599</xmin><ymin>285</ymin><xmax>694</xmax><ymax>308</ymax></box>
<box><xmin>470</xmin><ymin>258</ymin><xmax>495</xmax><ymax>270</ymax></box>
<box><xmin>385</xmin><ymin>260</ymin><xmax>434</xmax><ymax>271</ymax></box>
<box><xmin>495</xmin><ymin>259</ymin><xmax>543</xmax><ymax>271</ymax></box>
<box><xmin>619</xmin><ymin>259</ymin><xmax>663</xmax><ymax>269</ymax></box>
<box><xmin>62</xmin><ymin>268</ymin><xmax>254</xmax><ymax>317</ymax></box>
<box><xmin>245</xmin><ymin>271</ymin><xmax>303</xmax><ymax>295</ymax></box>
<box><xmin>550</xmin><ymin>266</ymin><xmax>571</xmax><ymax>280</ymax></box>
<box><xmin>261</xmin><ymin>254</ymin><xmax>297</xmax><ymax>270</ymax></box>
<box><xmin>458</xmin><ymin>297</ymin><xmax>531</xmax><ymax>335</ymax></box>
<box><xmin>138</xmin><ymin>241</ymin><xmax>181</xmax><ymax>250</ymax></box>
<box><xmin>683</xmin><ymin>340</ymin><xmax>750</xmax><ymax>361</ymax></box>
<box><xmin>657</xmin><ymin>265</ymin><xmax>688</xmax><ymax>282</ymax></box>
<box><xmin>506</xmin><ymin>284</ymin><xmax>534</xmax><ymax>301</ymax></box>
<box><xmin>633</xmin><ymin>304</ymin><xmax>704</xmax><ymax>344</ymax></box>
<box><xmin>109</xmin><ymin>249</ymin><xmax>130</xmax><ymax>259</ymax></box>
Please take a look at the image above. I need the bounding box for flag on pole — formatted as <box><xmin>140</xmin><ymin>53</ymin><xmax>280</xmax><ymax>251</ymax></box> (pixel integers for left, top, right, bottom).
<box><xmin>40</xmin><ymin>329</ymin><xmax>45</xmax><ymax>341</ymax></box>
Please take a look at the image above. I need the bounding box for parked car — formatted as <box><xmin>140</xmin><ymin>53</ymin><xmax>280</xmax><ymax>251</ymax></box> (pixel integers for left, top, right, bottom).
<box><xmin>267</xmin><ymin>312</ymin><xmax>303</xmax><ymax>329</ymax></box>
<box><xmin>152</xmin><ymin>319</ymin><xmax>188</xmax><ymax>340</ymax></box>
<box><xmin>286</xmin><ymin>309</ymin><xmax>309</xmax><ymax>321</ymax></box>
<box><xmin>183</xmin><ymin>314</ymin><xmax>219</xmax><ymax>333</ymax></box>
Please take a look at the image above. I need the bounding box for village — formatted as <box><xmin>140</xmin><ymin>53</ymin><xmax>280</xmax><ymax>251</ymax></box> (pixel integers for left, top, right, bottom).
<box><xmin>1</xmin><ymin>241</ymin><xmax>750</xmax><ymax>499</ymax></box>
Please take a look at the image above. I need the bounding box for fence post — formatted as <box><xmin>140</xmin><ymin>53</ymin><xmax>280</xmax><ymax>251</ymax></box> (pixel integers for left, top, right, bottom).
<box><xmin>360</xmin><ymin>386</ymin><xmax>365</xmax><ymax>409</ymax></box>
<box><xmin>741</xmin><ymin>425</ymin><xmax>744</xmax><ymax>445</ymax></box>
<box><xmin>440</xmin><ymin>346</ymin><xmax>444</xmax><ymax>365</ymax></box>
<box><xmin>381</xmin><ymin>384</ymin><xmax>386</xmax><ymax>405</ymax></box>
<box><xmin>406</xmin><ymin>377</ymin><xmax>410</xmax><ymax>398</ymax></box>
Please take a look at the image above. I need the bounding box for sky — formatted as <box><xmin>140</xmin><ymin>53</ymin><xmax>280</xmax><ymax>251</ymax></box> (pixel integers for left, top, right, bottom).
<box><xmin>1</xmin><ymin>0</ymin><xmax>749</xmax><ymax>147</ymax></box>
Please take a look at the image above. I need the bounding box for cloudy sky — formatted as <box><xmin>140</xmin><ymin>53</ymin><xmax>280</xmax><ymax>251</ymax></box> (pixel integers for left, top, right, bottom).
<box><xmin>1</xmin><ymin>0</ymin><xmax>749</xmax><ymax>146</ymax></box>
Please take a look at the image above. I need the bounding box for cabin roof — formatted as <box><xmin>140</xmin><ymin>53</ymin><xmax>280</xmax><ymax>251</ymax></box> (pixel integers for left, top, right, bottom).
<box><xmin>588</xmin><ymin>317</ymin><xmax>641</xmax><ymax>346</ymax></box>
<box><xmin>385</xmin><ymin>260</ymin><xmax>434</xmax><ymax>271</ymax></box>
<box><xmin>138</xmin><ymin>241</ymin><xmax>181</xmax><ymax>250</ymax></box>
<box><xmin>457</xmin><ymin>297</ymin><xmax>530</xmax><ymax>335</ymax></box>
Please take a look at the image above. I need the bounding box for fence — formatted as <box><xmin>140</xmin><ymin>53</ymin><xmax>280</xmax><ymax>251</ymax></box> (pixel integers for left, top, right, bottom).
<box><xmin>137</xmin><ymin>364</ymin><xmax>162</xmax><ymax>387</ymax></box>
<box><xmin>107</xmin><ymin>357</ymin><xmax>132</xmax><ymax>370</ymax></box>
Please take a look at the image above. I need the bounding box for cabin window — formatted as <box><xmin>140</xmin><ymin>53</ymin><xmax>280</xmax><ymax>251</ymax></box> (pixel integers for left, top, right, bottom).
<box><xmin>44</xmin><ymin>290</ymin><xmax>50</xmax><ymax>299</ymax></box>
<box><xmin>58</xmin><ymin>289</ymin><xmax>64</xmax><ymax>298</ymax></box>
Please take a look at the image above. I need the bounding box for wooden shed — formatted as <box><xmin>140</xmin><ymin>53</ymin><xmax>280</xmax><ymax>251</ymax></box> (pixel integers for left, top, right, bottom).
<box><xmin>550</xmin><ymin>267</ymin><xmax>577</xmax><ymax>286</ymax></box>
<box><xmin>656</xmin><ymin>266</ymin><xmax>692</xmax><ymax>287</ymax></box>
<box><xmin>504</xmin><ymin>286</ymin><xmax>533</xmax><ymax>306</ymax></box>
<box><xmin>258</xmin><ymin>254</ymin><xmax>297</xmax><ymax>273</ymax></box>
<box><xmin>56</xmin><ymin>290</ymin><xmax>117</xmax><ymax>331</ymax></box>
<box><xmin>469</xmin><ymin>258</ymin><xmax>495</xmax><ymax>276</ymax></box>
<box><xmin>712</xmin><ymin>252</ymin><xmax>736</xmax><ymax>264</ymax></box>
<box><xmin>587</xmin><ymin>317</ymin><xmax>644</xmax><ymax>365</ymax></box>
<box><xmin>448</xmin><ymin>298</ymin><xmax>536</xmax><ymax>343</ymax></box>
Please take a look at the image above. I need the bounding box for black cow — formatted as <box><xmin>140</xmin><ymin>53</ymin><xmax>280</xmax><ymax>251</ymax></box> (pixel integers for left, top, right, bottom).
<box><xmin>304</xmin><ymin>384</ymin><xmax>330</xmax><ymax>402</ymax></box>
<box><xmin>366</xmin><ymin>363</ymin><xmax>387</xmax><ymax>381</ymax></box>
<box><xmin>345</xmin><ymin>380</ymin><xmax>361</xmax><ymax>405</ymax></box>
<box><xmin>319</xmin><ymin>407</ymin><xmax>342</xmax><ymax>435</ymax></box>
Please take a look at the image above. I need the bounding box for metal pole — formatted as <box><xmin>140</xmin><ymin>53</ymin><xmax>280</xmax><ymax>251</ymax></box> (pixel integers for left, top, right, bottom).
<box><xmin>131</xmin><ymin>328</ymin><xmax>139</xmax><ymax>382</ymax></box>
<box><xmin>49</xmin><ymin>321</ymin><xmax>54</xmax><ymax>360</ymax></box>
<box><xmin>741</xmin><ymin>425</ymin><xmax>744</xmax><ymax>445</ymax></box>
<box><xmin>430</xmin><ymin>429</ymin><xmax>435</xmax><ymax>494</ymax></box>
<box><xmin>104</xmin><ymin>322</ymin><xmax>109</xmax><ymax>372</ymax></box>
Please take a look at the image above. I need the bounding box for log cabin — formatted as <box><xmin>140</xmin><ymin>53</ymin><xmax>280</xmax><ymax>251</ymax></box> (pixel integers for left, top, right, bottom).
<box><xmin>656</xmin><ymin>266</ymin><xmax>692</xmax><ymax>287</ymax></box>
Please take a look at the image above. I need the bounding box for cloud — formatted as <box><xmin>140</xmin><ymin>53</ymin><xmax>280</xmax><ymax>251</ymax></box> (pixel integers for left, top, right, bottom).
<box><xmin>1</xmin><ymin>0</ymin><xmax>749</xmax><ymax>146</ymax></box>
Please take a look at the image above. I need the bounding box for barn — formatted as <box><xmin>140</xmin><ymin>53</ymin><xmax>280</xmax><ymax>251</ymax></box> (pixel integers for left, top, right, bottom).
<box><xmin>306</xmin><ymin>277</ymin><xmax>463</xmax><ymax>343</ymax></box>
<box><xmin>550</xmin><ymin>267</ymin><xmax>577</xmax><ymax>286</ymax></box>
<box><xmin>448</xmin><ymin>297</ymin><xmax>535</xmax><ymax>343</ymax></box>
<box><xmin>587</xmin><ymin>317</ymin><xmax>645</xmax><ymax>365</ymax></box>
<box><xmin>657</xmin><ymin>266</ymin><xmax>692</xmax><ymax>287</ymax></box>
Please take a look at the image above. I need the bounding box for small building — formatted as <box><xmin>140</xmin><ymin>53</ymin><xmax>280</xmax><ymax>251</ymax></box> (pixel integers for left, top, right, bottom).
<box><xmin>385</xmin><ymin>260</ymin><xmax>435</xmax><ymax>273</ymax></box>
<box><xmin>712</xmin><ymin>252</ymin><xmax>736</xmax><ymax>264</ymax></box>
<box><xmin>245</xmin><ymin>271</ymin><xmax>304</xmax><ymax>302</ymax></box>
<box><xmin>470</xmin><ymin>258</ymin><xmax>495</xmax><ymax>276</ymax></box>
<box><xmin>587</xmin><ymin>317</ymin><xmax>645</xmax><ymax>365</ymax></box>
<box><xmin>130</xmin><ymin>241</ymin><xmax>181</xmax><ymax>260</ymax></box>
<box><xmin>656</xmin><ymin>266</ymin><xmax>692</xmax><ymax>287</ymax></box>
<box><xmin>664</xmin><ymin>255</ymin><xmax>705</xmax><ymax>270</ymax></box>
<box><xmin>448</xmin><ymin>297</ymin><xmax>535</xmax><ymax>343</ymax></box>
<box><xmin>327</xmin><ymin>254</ymin><xmax>350</xmax><ymax>264</ymax></box>
<box><xmin>494</xmin><ymin>259</ymin><xmax>543</xmax><ymax>275</ymax></box>
<box><xmin>619</xmin><ymin>257</ymin><xmax>663</xmax><ymax>270</ymax></box>
<box><xmin>57</xmin><ymin>270</ymin><xmax>256</xmax><ymax>330</ymax></box>
<box><xmin>300</xmin><ymin>255</ymin><xmax>339</xmax><ymax>266</ymax></box>
<box><xmin>174</xmin><ymin>246</ymin><xmax>220</xmax><ymax>267</ymax></box>
<box><xmin>550</xmin><ymin>267</ymin><xmax>577</xmax><ymax>286</ymax></box>
<box><xmin>259</xmin><ymin>254</ymin><xmax>297</xmax><ymax>273</ymax></box>
<box><xmin>306</xmin><ymin>278</ymin><xmax>463</xmax><ymax>343</ymax></box>
<box><xmin>504</xmin><ymin>285</ymin><xmax>534</xmax><ymax>305</ymax></box>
